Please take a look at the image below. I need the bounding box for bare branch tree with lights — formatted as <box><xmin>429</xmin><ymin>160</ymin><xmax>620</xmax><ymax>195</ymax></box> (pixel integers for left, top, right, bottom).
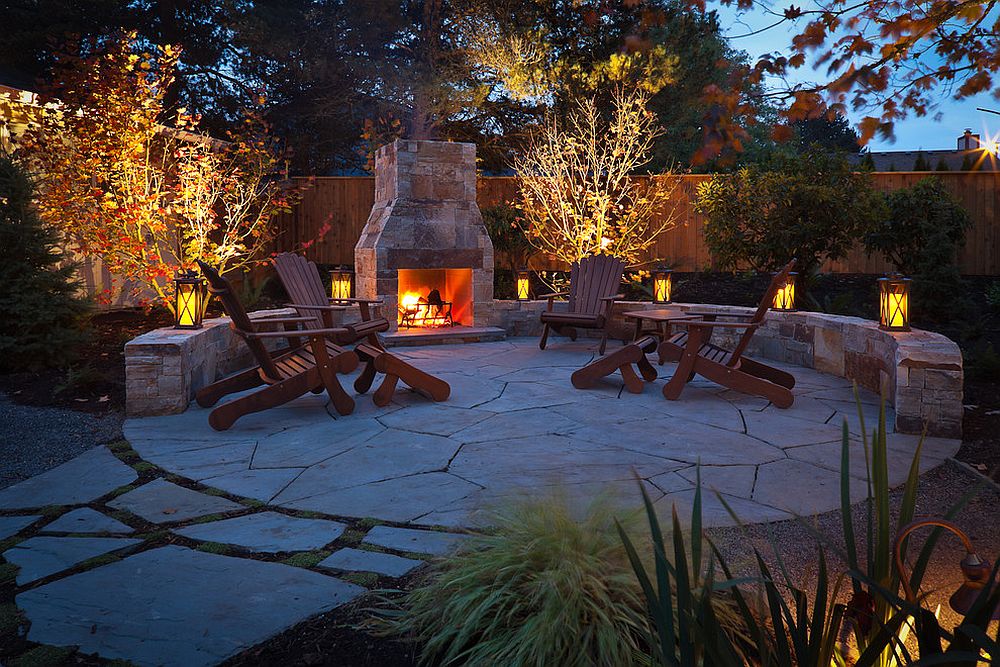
<box><xmin>513</xmin><ymin>89</ymin><xmax>680</xmax><ymax>266</ymax></box>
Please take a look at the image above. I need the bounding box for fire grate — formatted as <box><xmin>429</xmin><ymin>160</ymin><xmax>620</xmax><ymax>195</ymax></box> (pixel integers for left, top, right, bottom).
<box><xmin>399</xmin><ymin>289</ymin><xmax>455</xmax><ymax>329</ymax></box>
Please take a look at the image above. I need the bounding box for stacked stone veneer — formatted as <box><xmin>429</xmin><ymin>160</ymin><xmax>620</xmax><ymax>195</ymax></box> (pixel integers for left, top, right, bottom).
<box><xmin>490</xmin><ymin>300</ymin><xmax>963</xmax><ymax>438</ymax></box>
<box><xmin>354</xmin><ymin>139</ymin><xmax>494</xmax><ymax>332</ymax></box>
<box><xmin>125</xmin><ymin>307</ymin><xmax>344</xmax><ymax>417</ymax></box>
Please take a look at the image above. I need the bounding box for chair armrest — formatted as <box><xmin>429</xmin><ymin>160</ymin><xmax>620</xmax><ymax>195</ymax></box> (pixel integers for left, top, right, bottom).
<box><xmin>538</xmin><ymin>292</ymin><xmax>568</xmax><ymax>299</ymax></box>
<box><xmin>245</xmin><ymin>327</ymin><xmax>350</xmax><ymax>339</ymax></box>
<box><xmin>250</xmin><ymin>316</ymin><xmax>317</xmax><ymax>327</ymax></box>
<box><xmin>286</xmin><ymin>303</ymin><xmax>348</xmax><ymax>312</ymax></box>
<box><xmin>599</xmin><ymin>294</ymin><xmax>625</xmax><ymax>301</ymax></box>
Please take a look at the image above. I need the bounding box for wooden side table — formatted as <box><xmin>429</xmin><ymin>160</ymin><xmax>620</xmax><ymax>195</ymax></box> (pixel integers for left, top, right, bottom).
<box><xmin>620</xmin><ymin>309</ymin><xmax>703</xmax><ymax>343</ymax></box>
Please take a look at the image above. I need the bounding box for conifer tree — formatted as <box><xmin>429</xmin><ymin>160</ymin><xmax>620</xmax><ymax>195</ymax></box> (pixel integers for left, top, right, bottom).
<box><xmin>0</xmin><ymin>154</ymin><xmax>90</xmax><ymax>371</ymax></box>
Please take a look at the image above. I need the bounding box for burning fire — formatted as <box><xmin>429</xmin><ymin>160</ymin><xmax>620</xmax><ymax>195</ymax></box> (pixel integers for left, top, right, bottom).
<box><xmin>400</xmin><ymin>291</ymin><xmax>424</xmax><ymax>310</ymax></box>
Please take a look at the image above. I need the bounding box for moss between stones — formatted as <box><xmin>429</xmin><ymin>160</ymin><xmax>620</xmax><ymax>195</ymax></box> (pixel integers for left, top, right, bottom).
<box><xmin>0</xmin><ymin>562</ymin><xmax>20</xmax><ymax>586</ymax></box>
<box><xmin>195</xmin><ymin>542</ymin><xmax>233</xmax><ymax>555</ymax></box>
<box><xmin>341</xmin><ymin>571</ymin><xmax>379</xmax><ymax>588</ymax></box>
<box><xmin>282</xmin><ymin>550</ymin><xmax>330</xmax><ymax>568</ymax></box>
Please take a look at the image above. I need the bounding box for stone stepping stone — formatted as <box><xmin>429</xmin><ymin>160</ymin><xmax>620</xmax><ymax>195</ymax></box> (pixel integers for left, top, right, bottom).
<box><xmin>41</xmin><ymin>508</ymin><xmax>134</xmax><ymax>535</ymax></box>
<box><xmin>0</xmin><ymin>515</ymin><xmax>41</xmax><ymax>540</ymax></box>
<box><xmin>4</xmin><ymin>536</ymin><xmax>142</xmax><ymax>585</ymax></box>
<box><xmin>16</xmin><ymin>545</ymin><xmax>364</xmax><ymax>667</ymax></box>
<box><xmin>175</xmin><ymin>512</ymin><xmax>346</xmax><ymax>553</ymax></box>
<box><xmin>362</xmin><ymin>526</ymin><xmax>471</xmax><ymax>557</ymax></box>
<box><xmin>108</xmin><ymin>479</ymin><xmax>242</xmax><ymax>524</ymax></box>
<box><xmin>318</xmin><ymin>548</ymin><xmax>423</xmax><ymax>578</ymax></box>
<box><xmin>0</xmin><ymin>447</ymin><xmax>137</xmax><ymax>509</ymax></box>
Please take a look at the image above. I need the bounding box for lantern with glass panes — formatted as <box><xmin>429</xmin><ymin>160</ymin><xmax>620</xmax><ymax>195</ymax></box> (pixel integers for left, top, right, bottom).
<box><xmin>174</xmin><ymin>270</ymin><xmax>206</xmax><ymax>329</ymax></box>
<box><xmin>330</xmin><ymin>265</ymin><xmax>353</xmax><ymax>300</ymax></box>
<box><xmin>879</xmin><ymin>274</ymin><xmax>910</xmax><ymax>331</ymax></box>
<box><xmin>652</xmin><ymin>267</ymin><xmax>672</xmax><ymax>304</ymax></box>
<box><xmin>516</xmin><ymin>268</ymin><xmax>530</xmax><ymax>300</ymax></box>
<box><xmin>772</xmin><ymin>271</ymin><xmax>797</xmax><ymax>311</ymax></box>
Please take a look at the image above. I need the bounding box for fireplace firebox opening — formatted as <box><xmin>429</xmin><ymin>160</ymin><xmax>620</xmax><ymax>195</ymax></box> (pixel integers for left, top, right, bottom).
<box><xmin>397</xmin><ymin>268</ymin><xmax>473</xmax><ymax>329</ymax></box>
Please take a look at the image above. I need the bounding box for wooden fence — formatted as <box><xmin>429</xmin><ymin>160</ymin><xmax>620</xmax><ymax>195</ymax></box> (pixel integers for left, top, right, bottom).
<box><xmin>272</xmin><ymin>172</ymin><xmax>1000</xmax><ymax>275</ymax></box>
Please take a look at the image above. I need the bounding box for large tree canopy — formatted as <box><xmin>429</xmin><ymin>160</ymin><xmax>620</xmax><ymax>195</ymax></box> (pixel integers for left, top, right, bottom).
<box><xmin>0</xmin><ymin>0</ymin><xmax>765</xmax><ymax>172</ymax></box>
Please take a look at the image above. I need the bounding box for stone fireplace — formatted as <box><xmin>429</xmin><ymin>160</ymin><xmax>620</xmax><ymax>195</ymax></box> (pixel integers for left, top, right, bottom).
<box><xmin>355</xmin><ymin>139</ymin><xmax>494</xmax><ymax>333</ymax></box>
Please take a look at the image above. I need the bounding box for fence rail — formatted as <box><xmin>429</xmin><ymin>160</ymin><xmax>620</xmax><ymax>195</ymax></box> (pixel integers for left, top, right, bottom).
<box><xmin>272</xmin><ymin>173</ymin><xmax>1000</xmax><ymax>275</ymax></box>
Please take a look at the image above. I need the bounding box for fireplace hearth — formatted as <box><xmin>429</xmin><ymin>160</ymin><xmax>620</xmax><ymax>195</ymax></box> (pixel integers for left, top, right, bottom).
<box><xmin>355</xmin><ymin>140</ymin><xmax>494</xmax><ymax>333</ymax></box>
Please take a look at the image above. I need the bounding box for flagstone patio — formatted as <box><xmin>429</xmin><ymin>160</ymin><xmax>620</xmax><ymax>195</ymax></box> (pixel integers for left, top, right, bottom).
<box><xmin>0</xmin><ymin>338</ymin><xmax>962</xmax><ymax>666</ymax></box>
<box><xmin>123</xmin><ymin>338</ymin><xmax>961</xmax><ymax>526</ymax></box>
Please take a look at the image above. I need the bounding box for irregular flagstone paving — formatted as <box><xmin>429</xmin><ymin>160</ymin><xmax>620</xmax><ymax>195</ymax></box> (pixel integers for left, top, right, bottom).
<box><xmin>16</xmin><ymin>546</ymin><xmax>364</xmax><ymax>667</ymax></box>
<box><xmin>363</xmin><ymin>525</ymin><xmax>473</xmax><ymax>556</ymax></box>
<box><xmin>40</xmin><ymin>508</ymin><xmax>134</xmax><ymax>534</ymax></box>
<box><xmin>121</xmin><ymin>338</ymin><xmax>959</xmax><ymax>528</ymax></box>
<box><xmin>0</xmin><ymin>446</ymin><xmax>136</xmax><ymax>509</ymax></box>
<box><xmin>108</xmin><ymin>479</ymin><xmax>243</xmax><ymax>524</ymax></box>
<box><xmin>4</xmin><ymin>535</ymin><xmax>142</xmax><ymax>585</ymax></box>
<box><xmin>0</xmin><ymin>514</ymin><xmax>41</xmax><ymax>540</ymax></box>
<box><xmin>318</xmin><ymin>547</ymin><xmax>424</xmax><ymax>577</ymax></box>
<box><xmin>3</xmin><ymin>337</ymin><xmax>962</xmax><ymax>666</ymax></box>
<box><xmin>175</xmin><ymin>511</ymin><xmax>346</xmax><ymax>552</ymax></box>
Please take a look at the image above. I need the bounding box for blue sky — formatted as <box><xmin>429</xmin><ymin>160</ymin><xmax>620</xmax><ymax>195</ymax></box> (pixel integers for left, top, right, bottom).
<box><xmin>714</xmin><ymin>3</ymin><xmax>1000</xmax><ymax>151</ymax></box>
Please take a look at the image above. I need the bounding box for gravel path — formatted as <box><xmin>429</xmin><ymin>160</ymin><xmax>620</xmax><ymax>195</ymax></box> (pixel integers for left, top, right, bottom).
<box><xmin>0</xmin><ymin>395</ymin><xmax>123</xmax><ymax>489</ymax></box>
<box><xmin>708</xmin><ymin>460</ymin><xmax>1000</xmax><ymax>634</ymax></box>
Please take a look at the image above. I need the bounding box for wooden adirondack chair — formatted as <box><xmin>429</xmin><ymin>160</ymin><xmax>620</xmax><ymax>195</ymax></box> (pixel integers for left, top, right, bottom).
<box><xmin>657</xmin><ymin>259</ymin><xmax>797</xmax><ymax>407</ymax></box>
<box><xmin>194</xmin><ymin>260</ymin><xmax>360</xmax><ymax>431</ymax></box>
<box><xmin>539</xmin><ymin>254</ymin><xmax>625</xmax><ymax>355</ymax></box>
<box><xmin>272</xmin><ymin>252</ymin><xmax>450</xmax><ymax>406</ymax></box>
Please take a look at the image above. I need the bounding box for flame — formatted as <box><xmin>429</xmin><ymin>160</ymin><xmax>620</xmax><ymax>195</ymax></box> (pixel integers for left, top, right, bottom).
<box><xmin>400</xmin><ymin>291</ymin><xmax>423</xmax><ymax>310</ymax></box>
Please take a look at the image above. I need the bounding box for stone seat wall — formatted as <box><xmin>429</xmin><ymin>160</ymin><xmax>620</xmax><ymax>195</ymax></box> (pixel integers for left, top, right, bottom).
<box><xmin>125</xmin><ymin>300</ymin><xmax>963</xmax><ymax>439</ymax></box>
<box><xmin>490</xmin><ymin>300</ymin><xmax>963</xmax><ymax>438</ymax></box>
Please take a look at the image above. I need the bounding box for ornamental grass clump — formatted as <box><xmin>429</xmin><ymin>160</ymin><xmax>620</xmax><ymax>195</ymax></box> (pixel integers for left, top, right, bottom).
<box><xmin>385</xmin><ymin>493</ymin><xmax>650</xmax><ymax>666</ymax></box>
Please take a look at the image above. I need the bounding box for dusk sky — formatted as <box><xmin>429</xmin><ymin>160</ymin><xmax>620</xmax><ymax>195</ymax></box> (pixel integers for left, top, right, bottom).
<box><xmin>715</xmin><ymin>3</ymin><xmax>1000</xmax><ymax>152</ymax></box>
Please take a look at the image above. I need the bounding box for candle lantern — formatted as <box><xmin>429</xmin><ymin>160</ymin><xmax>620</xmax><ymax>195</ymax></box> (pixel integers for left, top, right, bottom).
<box><xmin>652</xmin><ymin>267</ymin><xmax>672</xmax><ymax>304</ymax></box>
<box><xmin>174</xmin><ymin>270</ymin><xmax>206</xmax><ymax>330</ymax></box>
<box><xmin>330</xmin><ymin>265</ymin><xmax>353</xmax><ymax>300</ymax></box>
<box><xmin>772</xmin><ymin>271</ymin><xmax>797</xmax><ymax>311</ymax></box>
<box><xmin>879</xmin><ymin>274</ymin><xmax>911</xmax><ymax>331</ymax></box>
<box><xmin>516</xmin><ymin>268</ymin><xmax>530</xmax><ymax>301</ymax></box>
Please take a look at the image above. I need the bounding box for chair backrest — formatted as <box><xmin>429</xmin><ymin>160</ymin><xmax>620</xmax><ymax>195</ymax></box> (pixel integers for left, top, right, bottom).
<box><xmin>567</xmin><ymin>254</ymin><xmax>625</xmax><ymax>314</ymax></box>
<box><xmin>729</xmin><ymin>258</ymin><xmax>797</xmax><ymax>364</ymax></box>
<box><xmin>272</xmin><ymin>252</ymin><xmax>329</xmax><ymax>329</ymax></box>
<box><xmin>197</xmin><ymin>260</ymin><xmax>282</xmax><ymax>380</ymax></box>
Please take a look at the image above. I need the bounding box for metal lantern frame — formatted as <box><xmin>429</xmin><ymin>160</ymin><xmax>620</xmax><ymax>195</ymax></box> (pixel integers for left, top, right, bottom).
<box><xmin>330</xmin><ymin>265</ymin><xmax>354</xmax><ymax>301</ymax></box>
<box><xmin>772</xmin><ymin>271</ymin><xmax>797</xmax><ymax>311</ymax></box>
<box><xmin>516</xmin><ymin>268</ymin><xmax>531</xmax><ymax>301</ymax></box>
<box><xmin>879</xmin><ymin>274</ymin><xmax>911</xmax><ymax>331</ymax></box>
<box><xmin>652</xmin><ymin>267</ymin><xmax>672</xmax><ymax>304</ymax></box>
<box><xmin>174</xmin><ymin>270</ymin><xmax>206</xmax><ymax>330</ymax></box>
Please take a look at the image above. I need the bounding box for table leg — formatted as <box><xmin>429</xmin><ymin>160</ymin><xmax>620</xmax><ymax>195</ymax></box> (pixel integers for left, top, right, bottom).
<box><xmin>633</xmin><ymin>318</ymin><xmax>643</xmax><ymax>342</ymax></box>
